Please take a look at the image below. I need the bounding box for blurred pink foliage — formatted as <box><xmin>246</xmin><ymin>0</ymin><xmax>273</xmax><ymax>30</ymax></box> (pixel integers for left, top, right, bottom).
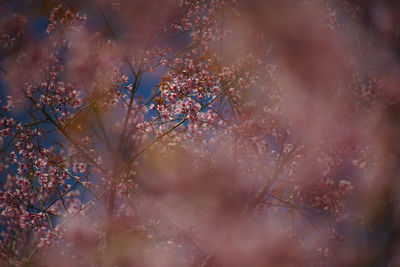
<box><xmin>0</xmin><ymin>0</ymin><xmax>400</xmax><ymax>266</ymax></box>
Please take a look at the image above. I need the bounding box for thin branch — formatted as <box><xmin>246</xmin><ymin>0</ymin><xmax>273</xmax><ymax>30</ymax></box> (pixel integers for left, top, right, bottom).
<box><xmin>97</xmin><ymin>3</ymin><xmax>138</xmax><ymax>77</ymax></box>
